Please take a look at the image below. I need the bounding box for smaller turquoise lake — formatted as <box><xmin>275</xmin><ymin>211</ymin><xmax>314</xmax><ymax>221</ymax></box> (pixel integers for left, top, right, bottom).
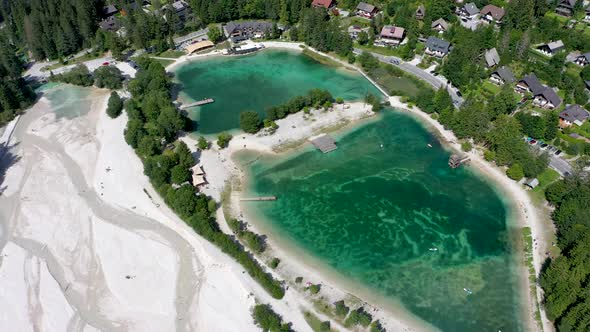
<box><xmin>173</xmin><ymin>50</ymin><xmax>381</xmax><ymax>134</ymax></box>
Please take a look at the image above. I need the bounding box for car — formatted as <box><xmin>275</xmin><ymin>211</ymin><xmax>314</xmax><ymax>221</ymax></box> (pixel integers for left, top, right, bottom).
<box><xmin>529</xmin><ymin>139</ymin><xmax>537</xmax><ymax>145</ymax></box>
<box><xmin>389</xmin><ymin>58</ymin><xmax>400</xmax><ymax>65</ymax></box>
<box><xmin>540</xmin><ymin>143</ymin><xmax>548</xmax><ymax>148</ymax></box>
<box><xmin>456</xmin><ymin>91</ymin><xmax>462</xmax><ymax>97</ymax></box>
<box><xmin>102</xmin><ymin>62</ymin><xmax>109</xmax><ymax>66</ymax></box>
<box><xmin>555</xmin><ymin>150</ymin><xmax>562</xmax><ymax>155</ymax></box>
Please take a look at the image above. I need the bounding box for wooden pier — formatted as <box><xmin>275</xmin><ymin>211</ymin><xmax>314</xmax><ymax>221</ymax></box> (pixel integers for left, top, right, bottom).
<box><xmin>240</xmin><ymin>196</ymin><xmax>277</xmax><ymax>201</ymax></box>
<box><xmin>448</xmin><ymin>154</ymin><xmax>471</xmax><ymax>168</ymax></box>
<box><xmin>309</xmin><ymin>134</ymin><xmax>338</xmax><ymax>153</ymax></box>
<box><xmin>179</xmin><ymin>98</ymin><xmax>215</xmax><ymax>110</ymax></box>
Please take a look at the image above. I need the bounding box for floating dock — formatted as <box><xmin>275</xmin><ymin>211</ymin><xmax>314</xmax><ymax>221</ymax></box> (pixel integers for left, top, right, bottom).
<box><xmin>240</xmin><ymin>196</ymin><xmax>277</xmax><ymax>201</ymax></box>
<box><xmin>449</xmin><ymin>154</ymin><xmax>471</xmax><ymax>168</ymax></box>
<box><xmin>309</xmin><ymin>134</ymin><xmax>338</xmax><ymax>153</ymax></box>
<box><xmin>179</xmin><ymin>98</ymin><xmax>215</xmax><ymax>109</ymax></box>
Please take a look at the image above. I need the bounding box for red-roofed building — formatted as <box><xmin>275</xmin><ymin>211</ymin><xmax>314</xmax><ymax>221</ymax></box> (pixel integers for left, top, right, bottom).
<box><xmin>312</xmin><ymin>0</ymin><xmax>335</xmax><ymax>9</ymax></box>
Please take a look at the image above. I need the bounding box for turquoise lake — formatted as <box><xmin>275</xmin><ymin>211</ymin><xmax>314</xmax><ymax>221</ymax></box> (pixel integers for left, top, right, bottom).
<box><xmin>173</xmin><ymin>50</ymin><xmax>382</xmax><ymax>134</ymax></box>
<box><xmin>238</xmin><ymin>111</ymin><xmax>526</xmax><ymax>332</ymax></box>
<box><xmin>173</xmin><ymin>50</ymin><xmax>527</xmax><ymax>331</ymax></box>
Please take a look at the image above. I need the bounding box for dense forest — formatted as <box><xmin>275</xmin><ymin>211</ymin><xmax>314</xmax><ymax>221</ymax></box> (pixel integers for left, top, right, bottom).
<box><xmin>0</xmin><ymin>35</ymin><xmax>35</xmax><ymax>125</ymax></box>
<box><xmin>541</xmin><ymin>177</ymin><xmax>590</xmax><ymax>332</ymax></box>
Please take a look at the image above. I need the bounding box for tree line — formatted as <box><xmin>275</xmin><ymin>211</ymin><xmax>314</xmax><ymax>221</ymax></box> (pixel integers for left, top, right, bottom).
<box><xmin>123</xmin><ymin>57</ymin><xmax>285</xmax><ymax>299</ymax></box>
<box><xmin>0</xmin><ymin>35</ymin><xmax>35</xmax><ymax>126</ymax></box>
<box><xmin>540</xmin><ymin>176</ymin><xmax>590</xmax><ymax>332</ymax></box>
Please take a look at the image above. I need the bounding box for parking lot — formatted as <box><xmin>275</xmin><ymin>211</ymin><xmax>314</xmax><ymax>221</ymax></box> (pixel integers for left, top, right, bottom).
<box><xmin>526</xmin><ymin>137</ymin><xmax>572</xmax><ymax>176</ymax></box>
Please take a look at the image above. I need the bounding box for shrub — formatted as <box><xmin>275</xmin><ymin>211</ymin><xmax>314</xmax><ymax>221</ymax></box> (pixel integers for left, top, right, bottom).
<box><xmin>94</xmin><ymin>65</ymin><xmax>123</xmax><ymax>89</ymax></box>
<box><xmin>320</xmin><ymin>321</ymin><xmax>330</xmax><ymax>331</ymax></box>
<box><xmin>240</xmin><ymin>111</ymin><xmax>262</xmax><ymax>133</ymax></box>
<box><xmin>334</xmin><ymin>300</ymin><xmax>349</xmax><ymax>317</ymax></box>
<box><xmin>217</xmin><ymin>132</ymin><xmax>233</xmax><ymax>148</ymax></box>
<box><xmin>252</xmin><ymin>304</ymin><xmax>292</xmax><ymax>332</ymax></box>
<box><xmin>106</xmin><ymin>91</ymin><xmax>123</xmax><ymax>118</ymax></box>
<box><xmin>461</xmin><ymin>141</ymin><xmax>472</xmax><ymax>152</ymax></box>
<box><xmin>197</xmin><ymin>136</ymin><xmax>210</xmax><ymax>150</ymax></box>
<box><xmin>483</xmin><ymin>149</ymin><xmax>496</xmax><ymax>161</ymax></box>
<box><xmin>170</xmin><ymin>164</ymin><xmax>191</xmax><ymax>184</ymax></box>
<box><xmin>242</xmin><ymin>230</ymin><xmax>264</xmax><ymax>253</ymax></box>
<box><xmin>50</xmin><ymin>64</ymin><xmax>94</xmax><ymax>86</ymax></box>
<box><xmin>344</xmin><ymin>307</ymin><xmax>372</xmax><ymax>327</ymax></box>
<box><xmin>228</xmin><ymin>218</ymin><xmax>242</xmax><ymax>234</ymax></box>
<box><xmin>335</xmin><ymin>97</ymin><xmax>344</xmax><ymax>104</ymax></box>
<box><xmin>308</xmin><ymin>283</ymin><xmax>321</xmax><ymax>294</ymax></box>
<box><xmin>370</xmin><ymin>320</ymin><xmax>384</xmax><ymax>332</ymax></box>
<box><xmin>269</xmin><ymin>257</ymin><xmax>280</xmax><ymax>269</ymax></box>
<box><xmin>506</xmin><ymin>163</ymin><xmax>524</xmax><ymax>181</ymax></box>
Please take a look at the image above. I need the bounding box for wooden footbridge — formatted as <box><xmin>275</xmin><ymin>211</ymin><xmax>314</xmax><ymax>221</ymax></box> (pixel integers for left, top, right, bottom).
<box><xmin>179</xmin><ymin>98</ymin><xmax>215</xmax><ymax>110</ymax></box>
<box><xmin>449</xmin><ymin>154</ymin><xmax>471</xmax><ymax>168</ymax></box>
<box><xmin>240</xmin><ymin>196</ymin><xmax>277</xmax><ymax>201</ymax></box>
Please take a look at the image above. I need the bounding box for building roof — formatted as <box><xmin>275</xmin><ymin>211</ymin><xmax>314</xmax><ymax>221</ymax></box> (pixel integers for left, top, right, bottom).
<box><xmin>172</xmin><ymin>0</ymin><xmax>188</xmax><ymax>11</ymax></box>
<box><xmin>416</xmin><ymin>5</ymin><xmax>425</xmax><ymax>16</ymax></box>
<box><xmin>560</xmin><ymin>0</ymin><xmax>577</xmax><ymax>7</ymax></box>
<box><xmin>185</xmin><ymin>40</ymin><xmax>214</xmax><ymax>54</ymax></box>
<box><xmin>519</xmin><ymin>73</ymin><xmax>545</xmax><ymax>95</ymax></box>
<box><xmin>380</xmin><ymin>25</ymin><xmax>405</xmax><ymax>39</ymax></box>
<box><xmin>579</xmin><ymin>52</ymin><xmax>590</xmax><ymax>62</ymax></box>
<box><xmin>310</xmin><ymin>134</ymin><xmax>337</xmax><ymax>153</ymax></box>
<box><xmin>311</xmin><ymin>0</ymin><xmax>334</xmax><ymax>9</ymax></box>
<box><xmin>480</xmin><ymin>5</ymin><xmax>505</xmax><ymax>20</ymax></box>
<box><xmin>525</xmin><ymin>178</ymin><xmax>539</xmax><ymax>188</ymax></box>
<box><xmin>560</xmin><ymin>104</ymin><xmax>590</xmax><ymax>123</ymax></box>
<box><xmin>537</xmin><ymin>88</ymin><xmax>562</xmax><ymax>108</ymax></box>
<box><xmin>99</xmin><ymin>16</ymin><xmax>120</xmax><ymax>31</ymax></box>
<box><xmin>484</xmin><ymin>48</ymin><xmax>500</xmax><ymax>67</ymax></box>
<box><xmin>224</xmin><ymin>21</ymin><xmax>273</xmax><ymax>41</ymax></box>
<box><xmin>546</xmin><ymin>40</ymin><xmax>565</xmax><ymax>52</ymax></box>
<box><xmin>102</xmin><ymin>5</ymin><xmax>118</xmax><ymax>16</ymax></box>
<box><xmin>357</xmin><ymin>2</ymin><xmax>376</xmax><ymax>13</ymax></box>
<box><xmin>463</xmin><ymin>3</ymin><xmax>480</xmax><ymax>15</ymax></box>
<box><xmin>426</xmin><ymin>36</ymin><xmax>450</xmax><ymax>54</ymax></box>
<box><xmin>493</xmin><ymin>66</ymin><xmax>515</xmax><ymax>83</ymax></box>
<box><xmin>431</xmin><ymin>18</ymin><xmax>449</xmax><ymax>30</ymax></box>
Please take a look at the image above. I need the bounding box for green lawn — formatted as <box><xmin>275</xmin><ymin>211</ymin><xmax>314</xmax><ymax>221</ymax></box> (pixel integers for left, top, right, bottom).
<box><xmin>356</xmin><ymin>43</ymin><xmax>403</xmax><ymax>57</ymax></box>
<box><xmin>157</xmin><ymin>49</ymin><xmax>185</xmax><ymax>58</ymax></box>
<box><xmin>532</xmin><ymin>168</ymin><xmax>561</xmax><ymax>194</ymax></box>
<box><xmin>482</xmin><ymin>81</ymin><xmax>501</xmax><ymax>95</ymax></box>
<box><xmin>152</xmin><ymin>58</ymin><xmax>176</xmax><ymax>67</ymax></box>
<box><xmin>303</xmin><ymin>311</ymin><xmax>333</xmax><ymax>332</ymax></box>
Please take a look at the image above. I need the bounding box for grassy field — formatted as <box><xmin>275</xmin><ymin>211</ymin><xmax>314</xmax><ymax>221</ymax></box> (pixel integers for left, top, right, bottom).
<box><xmin>301</xmin><ymin>48</ymin><xmax>344</xmax><ymax>68</ymax></box>
<box><xmin>157</xmin><ymin>49</ymin><xmax>185</xmax><ymax>58</ymax></box>
<box><xmin>41</xmin><ymin>52</ymin><xmax>104</xmax><ymax>72</ymax></box>
<box><xmin>356</xmin><ymin>43</ymin><xmax>404</xmax><ymax>57</ymax></box>
<box><xmin>367</xmin><ymin>65</ymin><xmax>422</xmax><ymax>97</ymax></box>
<box><xmin>152</xmin><ymin>58</ymin><xmax>176</xmax><ymax>67</ymax></box>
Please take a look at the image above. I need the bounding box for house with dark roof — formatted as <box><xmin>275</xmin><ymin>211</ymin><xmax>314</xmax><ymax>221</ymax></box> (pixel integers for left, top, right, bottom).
<box><xmin>574</xmin><ymin>52</ymin><xmax>590</xmax><ymax>66</ymax></box>
<box><xmin>99</xmin><ymin>16</ymin><xmax>120</xmax><ymax>32</ymax></box>
<box><xmin>431</xmin><ymin>18</ymin><xmax>449</xmax><ymax>33</ymax></box>
<box><xmin>102</xmin><ymin>5</ymin><xmax>118</xmax><ymax>17</ymax></box>
<box><xmin>484</xmin><ymin>48</ymin><xmax>500</xmax><ymax>67</ymax></box>
<box><xmin>537</xmin><ymin>40</ymin><xmax>565</xmax><ymax>57</ymax></box>
<box><xmin>425</xmin><ymin>36</ymin><xmax>450</xmax><ymax>58</ymax></box>
<box><xmin>515</xmin><ymin>73</ymin><xmax>544</xmax><ymax>95</ymax></box>
<box><xmin>223</xmin><ymin>21</ymin><xmax>273</xmax><ymax>42</ymax></box>
<box><xmin>356</xmin><ymin>2</ymin><xmax>379</xmax><ymax>18</ymax></box>
<box><xmin>311</xmin><ymin>0</ymin><xmax>335</xmax><ymax>9</ymax></box>
<box><xmin>533</xmin><ymin>88</ymin><xmax>562</xmax><ymax>109</ymax></box>
<box><xmin>559</xmin><ymin>104</ymin><xmax>590</xmax><ymax>127</ymax></box>
<box><xmin>480</xmin><ymin>5</ymin><xmax>505</xmax><ymax>25</ymax></box>
<box><xmin>490</xmin><ymin>66</ymin><xmax>515</xmax><ymax>85</ymax></box>
<box><xmin>585</xmin><ymin>6</ymin><xmax>590</xmax><ymax>22</ymax></box>
<box><xmin>457</xmin><ymin>3</ymin><xmax>479</xmax><ymax>21</ymax></box>
<box><xmin>556</xmin><ymin>0</ymin><xmax>577</xmax><ymax>17</ymax></box>
<box><xmin>379</xmin><ymin>25</ymin><xmax>406</xmax><ymax>46</ymax></box>
<box><xmin>416</xmin><ymin>5</ymin><xmax>425</xmax><ymax>20</ymax></box>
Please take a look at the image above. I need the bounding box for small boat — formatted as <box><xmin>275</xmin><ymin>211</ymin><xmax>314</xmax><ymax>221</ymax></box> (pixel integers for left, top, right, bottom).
<box><xmin>427</xmin><ymin>144</ymin><xmax>433</xmax><ymax>148</ymax></box>
<box><xmin>429</xmin><ymin>247</ymin><xmax>438</xmax><ymax>252</ymax></box>
<box><xmin>380</xmin><ymin>144</ymin><xmax>384</xmax><ymax>148</ymax></box>
<box><xmin>463</xmin><ymin>288</ymin><xmax>473</xmax><ymax>295</ymax></box>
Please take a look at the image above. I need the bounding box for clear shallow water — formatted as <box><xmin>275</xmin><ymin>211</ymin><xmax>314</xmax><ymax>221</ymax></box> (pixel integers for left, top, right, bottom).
<box><xmin>43</xmin><ymin>84</ymin><xmax>96</xmax><ymax>119</ymax></box>
<box><xmin>239</xmin><ymin>111</ymin><xmax>525</xmax><ymax>332</ymax></box>
<box><xmin>173</xmin><ymin>50</ymin><xmax>382</xmax><ymax>134</ymax></box>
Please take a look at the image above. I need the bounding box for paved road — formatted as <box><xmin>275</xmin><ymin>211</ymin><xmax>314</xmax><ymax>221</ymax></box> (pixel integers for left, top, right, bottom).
<box><xmin>549</xmin><ymin>154</ymin><xmax>573</xmax><ymax>176</ymax></box>
<box><xmin>353</xmin><ymin>48</ymin><xmax>464</xmax><ymax>107</ymax></box>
